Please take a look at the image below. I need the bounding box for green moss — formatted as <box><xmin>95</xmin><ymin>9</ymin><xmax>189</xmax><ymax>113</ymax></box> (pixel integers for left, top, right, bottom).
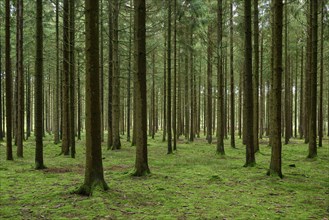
<box><xmin>0</xmin><ymin>134</ymin><xmax>328</xmax><ymax>219</ymax></box>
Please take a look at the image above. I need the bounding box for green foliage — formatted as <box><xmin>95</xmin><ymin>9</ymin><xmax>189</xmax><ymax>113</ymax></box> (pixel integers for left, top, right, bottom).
<box><xmin>0</xmin><ymin>134</ymin><xmax>328</xmax><ymax>219</ymax></box>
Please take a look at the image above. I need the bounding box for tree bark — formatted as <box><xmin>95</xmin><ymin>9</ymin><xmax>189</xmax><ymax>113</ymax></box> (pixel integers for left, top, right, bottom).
<box><xmin>207</xmin><ymin>24</ymin><xmax>213</xmax><ymax>144</ymax></box>
<box><xmin>54</xmin><ymin>0</ymin><xmax>60</xmax><ymax>144</ymax></box>
<box><xmin>35</xmin><ymin>0</ymin><xmax>46</xmax><ymax>169</ymax></box>
<box><xmin>76</xmin><ymin>0</ymin><xmax>108</xmax><ymax>195</ymax></box>
<box><xmin>216</xmin><ymin>0</ymin><xmax>225</xmax><ymax>155</ymax></box>
<box><xmin>5</xmin><ymin>0</ymin><xmax>13</xmax><ymax>160</ymax></box>
<box><xmin>230</xmin><ymin>0</ymin><xmax>235</xmax><ymax>148</ymax></box>
<box><xmin>318</xmin><ymin>0</ymin><xmax>323</xmax><ymax>147</ymax></box>
<box><xmin>267</xmin><ymin>0</ymin><xmax>283</xmax><ymax>178</ymax></box>
<box><xmin>112</xmin><ymin>0</ymin><xmax>121</xmax><ymax>150</ymax></box>
<box><xmin>107</xmin><ymin>0</ymin><xmax>113</xmax><ymax>149</ymax></box>
<box><xmin>253</xmin><ymin>0</ymin><xmax>259</xmax><ymax>152</ymax></box>
<box><xmin>167</xmin><ymin>0</ymin><xmax>173</xmax><ymax>154</ymax></box>
<box><xmin>243</xmin><ymin>0</ymin><xmax>255</xmax><ymax>165</ymax></box>
<box><xmin>308</xmin><ymin>0</ymin><xmax>317</xmax><ymax>158</ymax></box>
<box><xmin>133</xmin><ymin>0</ymin><xmax>150</xmax><ymax>176</ymax></box>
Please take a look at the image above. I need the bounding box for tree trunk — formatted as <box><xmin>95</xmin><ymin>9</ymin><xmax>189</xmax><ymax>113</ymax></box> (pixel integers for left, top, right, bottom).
<box><xmin>69</xmin><ymin>0</ymin><xmax>76</xmax><ymax>158</ymax></box>
<box><xmin>253</xmin><ymin>0</ymin><xmax>259</xmax><ymax>152</ymax></box>
<box><xmin>167</xmin><ymin>0</ymin><xmax>173</xmax><ymax>154</ymax></box>
<box><xmin>112</xmin><ymin>0</ymin><xmax>121</xmax><ymax>150</ymax></box>
<box><xmin>260</xmin><ymin>34</ymin><xmax>264</xmax><ymax>139</ymax></box>
<box><xmin>230</xmin><ymin>0</ymin><xmax>235</xmax><ymax>148</ymax></box>
<box><xmin>76</xmin><ymin>0</ymin><xmax>108</xmax><ymax>196</ymax></box>
<box><xmin>308</xmin><ymin>0</ymin><xmax>317</xmax><ymax>158</ymax></box>
<box><xmin>243</xmin><ymin>0</ymin><xmax>255</xmax><ymax>166</ymax></box>
<box><xmin>173</xmin><ymin>0</ymin><xmax>177</xmax><ymax>150</ymax></box>
<box><xmin>207</xmin><ymin>25</ymin><xmax>213</xmax><ymax>144</ymax></box>
<box><xmin>0</xmin><ymin>19</ymin><xmax>2</xmax><ymax>141</ymax></box>
<box><xmin>267</xmin><ymin>0</ymin><xmax>283</xmax><ymax>178</ymax></box>
<box><xmin>299</xmin><ymin>46</ymin><xmax>304</xmax><ymax>139</ymax></box>
<box><xmin>35</xmin><ymin>0</ymin><xmax>46</xmax><ymax>169</ymax></box>
<box><xmin>62</xmin><ymin>0</ymin><xmax>70</xmax><ymax>155</ymax></box>
<box><xmin>107</xmin><ymin>0</ymin><xmax>113</xmax><ymax>149</ymax></box>
<box><xmin>318</xmin><ymin>0</ymin><xmax>323</xmax><ymax>147</ymax></box>
<box><xmin>133</xmin><ymin>0</ymin><xmax>150</xmax><ymax>176</ymax></box>
<box><xmin>216</xmin><ymin>0</ymin><xmax>225</xmax><ymax>155</ymax></box>
<box><xmin>127</xmin><ymin>0</ymin><xmax>133</xmax><ymax>142</ymax></box>
<box><xmin>54</xmin><ymin>0</ymin><xmax>60</xmax><ymax>144</ymax></box>
<box><xmin>162</xmin><ymin>30</ymin><xmax>167</xmax><ymax>143</ymax></box>
<box><xmin>5</xmin><ymin>0</ymin><xmax>13</xmax><ymax>160</ymax></box>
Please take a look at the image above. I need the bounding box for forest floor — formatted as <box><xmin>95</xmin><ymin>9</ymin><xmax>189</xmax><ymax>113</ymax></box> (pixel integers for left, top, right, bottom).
<box><xmin>0</xmin><ymin>133</ymin><xmax>328</xmax><ymax>220</ymax></box>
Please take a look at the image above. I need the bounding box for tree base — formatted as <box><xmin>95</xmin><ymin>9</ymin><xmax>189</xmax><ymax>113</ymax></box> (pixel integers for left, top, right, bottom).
<box><xmin>35</xmin><ymin>163</ymin><xmax>47</xmax><ymax>170</ymax></box>
<box><xmin>243</xmin><ymin>162</ymin><xmax>256</xmax><ymax>167</ymax></box>
<box><xmin>132</xmin><ymin>169</ymin><xmax>150</xmax><ymax>177</ymax></box>
<box><xmin>266</xmin><ymin>169</ymin><xmax>283</xmax><ymax>179</ymax></box>
<box><xmin>74</xmin><ymin>180</ymin><xmax>109</xmax><ymax>196</ymax></box>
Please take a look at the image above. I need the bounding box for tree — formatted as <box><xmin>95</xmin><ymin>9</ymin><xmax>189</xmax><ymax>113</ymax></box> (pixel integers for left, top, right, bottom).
<box><xmin>112</xmin><ymin>0</ymin><xmax>121</xmax><ymax>150</ymax></box>
<box><xmin>167</xmin><ymin>0</ymin><xmax>173</xmax><ymax>154</ymax></box>
<box><xmin>107</xmin><ymin>0</ymin><xmax>113</xmax><ymax>149</ymax></box>
<box><xmin>35</xmin><ymin>0</ymin><xmax>46</xmax><ymax>169</ymax></box>
<box><xmin>62</xmin><ymin>0</ymin><xmax>70</xmax><ymax>155</ymax></box>
<box><xmin>0</xmin><ymin>12</ymin><xmax>3</xmax><ymax>142</ymax></box>
<box><xmin>243</xmin><ymin>0</ymin><xmax>255</xmax><ymax>166</ymax></box>
<box><xmin>69</xmin><ymin>0</ymin><xmax>76</xmax><ymax>158</ymax></box>
<box><xmin>216</xmin><ymin>0</ymin><xmax>225</xmax><ymax>155</ymax></box>
<box><xmin>133</xmin><ymin>0</ymin><xmax>150</xmax><ymax>176</ymax></box>
<box><xmin>5</xmin><ymin>0</ymin><xmax>13</xmax><ymax>161</ymax></box>
<box><xmin>253</xmin><ymin>0</ymin><xmax>259</xmax><ymax>152</ymax></box>
<box><xmin>229</xmin><ymin>0</ymin><xmax>235</xmax><ymax>148</ymax></box>
<box><xmin>76</xmin><ymin>0</ymin><xmax>109</xmax><ymax>196</ymax></box>
<box><xmin>308</xmin><ymin>0</ymin><xmax>317</xmax><ymax>158</ymax></box>
<box><xmin>54</xmin><ymin>0</ymin><xmax>60</xmax><ymax>144</ymax></box>
<box><xmin>318</xmin><ymin>0</ymin><xmax>324</xmax><ymax>147</ymax></box>
<box><xmin>207</xmin><ymin>24</ymin><xmax>213</xmax><ymax>144</ymax></box>
<box><xmin>267</xmin><ymin>0</ymin><xmax>283</xmax><ymax>178</ymax></box>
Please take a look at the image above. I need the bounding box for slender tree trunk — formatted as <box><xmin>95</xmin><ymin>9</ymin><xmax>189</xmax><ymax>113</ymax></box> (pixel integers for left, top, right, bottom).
<box><xmin>207</xmin><ymin>25</ymin><xmax>213</xmax><ymax>144</ymax></box>
<box><xmin>244</xmin><ymin>0</ymin><xmax>255</xmax><ymax>166</ymax></box>
<box><xmin>112</xmin><ymin>0</ymin><xmax>121</xmax><ymax>150</ymax></box>
<box><xmin>127</xmin><ymin>0</ymin><xmax>132</xmax><ymax>142</ymax></box>
<box><xmin>133</xmin><ymin>0</ymin><xmax>150</xmax><ymax>176</ymax></box>
<box><xmin>308</xmin><ymin>0</ymin><xmax>318</xmax><ymax>158</ymax></box>
<box><xmin>299</xmin><ymin>46</ymin><xmax>304</xmax><ymax>139</ymax></box>
<box><xmin>26</xmin><ymin>64</ymin><xmax>31</xmax><ymax>139</ymax></box>
<box><xmin>107</xmin><ymin>0</ymin><xmax>113</xmax><ymax>149</ymax></box>
<box><xmin>100</xmin><ymin>0</ymin><xmax>104</xmax><ymax>142</ymax></box>
<box><xmin>239</xmin><ymin>69</ymin><xmax>242</xmax><ymax>139</ymax></box>
<box><xmin>216</xmin><ymin>0</ymin><xmax>224</xmax><ymax>155</ymax></box>
<box><xmin>304</xmin><ymin>2</ymin><xmax>311</xmax><ymax>144</ymax></box>
<box><xmin>173</xmin><ymin>0</ymin><xmax>177</xmax><ymax>150</ymax></box>
<box><xmin>54</xmin><ymin>0</ymin><xmax>60</xmax><ymax>144</ymax></box>
<box><xmin>294</xmin><ymin>48</ymin><xmax>298</xmax><ymax>138</ymax></box>
<box><xmin>16</xmin><ymin>0</ymin><xmax>24</xmax><ymax>157</ymax></box>
<box><xmin>230</xmin><ymin>0</ymin><xmax>235</xmax><ymax>148</ymax></box>
<box><xmin>189</xmin><ymin>29</ymin><xmax>195</xmax><ymax>142</ymax></box>
<box><xmin>151</xmin><ymin>52</ymin><xmax>155</xmax><ymax>139</ymax></box>
<box><xmin>167</xmin><ymin>0</ymin><xmax>173</xmax><ymax>153</ymax></box>
<box><xmin>318</xmin><ymin>0</ymin><xmax>323</xmax><ymax>147</ymax></box>
<box><xmin>284</xmin><ymin>2</ymin><xmax>290</xmax><ymax>145</ymax></box>
<box><xmin>0</xmin><ymin>19</ymin><xmax>2</xmax><ymax>141</ymax></box>
<box><xmin>267</xmin><ymin>0</ymin><xmax>283</xmax><ymax>178</ymax></box>
<box><xmin>253</xmin><ymin>0</ymin><xmax>259</xmax><ymax>152</ymax></box>
<box><xmin>35</xmin><ymin>0</ymin><xmax>46</xmax><ymax>169</ymax></box>
<box><xmin>62</xmin><ymin>0</ymin><xmax>70</xmax><ymax>155</ymax></box>
<box><xmin>163</xmin><ymin>29</ymin><xmax>167</xmax><ymax>143</ymax></box>
<box><xmin>77</xmin><ymin>54</ymin><xmax>81</xmax><ymax>140</ymax></box>
<box><xmin>260</xmin><ymin>34</ymin><xmax>264</xmax><ymax>139</ymax></box>
<box><xmin>5</xmin><ymin>0</ymin><xmax>13</xmax><ymax>160</ymax></box>
<box><xmin>69</xmin><ymin>0</ymin><xmax>76</xmax><ymax>158</ymax></box>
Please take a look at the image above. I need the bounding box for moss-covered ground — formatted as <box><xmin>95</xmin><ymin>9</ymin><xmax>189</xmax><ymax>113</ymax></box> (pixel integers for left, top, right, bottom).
<box><xmin>1</xmin><ymin>133</ymin><xmax>328</xmax><ymax>219</ymax></box>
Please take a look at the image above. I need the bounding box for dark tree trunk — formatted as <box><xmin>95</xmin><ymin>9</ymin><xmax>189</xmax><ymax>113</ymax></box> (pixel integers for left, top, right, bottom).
<box><xmin>244</xmin><ymin>0</ymin><xmax>255</xmax><ymax>166</ymax></box>
<box><xmin>133</xmin><ymin>0</ymin><xmax>150</xmax><ymax>176</ymax></box>
<box><xmin>167</xmin><ymin>0</ymin><xmax>173</xmax><ymax>154</ymax></box>
<box><xmin>230</xmin><ymin>0</ymin><xmax>235</xmax><ymax>148</ymax></box>
<box><xmin>0</xmin><ymin>19</ymin><xmax>2</xmax><ymax>141</ymax></box>
<box><xmin>76</xmin><ymin>0</ymin><xmax>108</xmax><ymax>196</ymax></box>
<box><xmin>112</xmin><ymin>0</ymin><xmax>121</xmax><ymax>150</ymax></box>
<box><xmin>62</xmin><ymin>0</ymin><xmax>70</xmax><ymax>155</ymax></box>
<box><xmin>107</xmin><ymin>0</ymin><xmax>113</xmax><ymax>149</ymax></box>
<box><xmin>26</xmin><ymin>64</ymin><xmax>31</xmax><ymax>139</ymax></box>
<box><xmin>173</xmin><ymin>0</ymin><xmax>177</xmax><ymax>150</ymax></box>
<box><xmin>162</xmin><ymin>30</ymin><xmax>167</xmax><ymax>143</ymax></box>
<box><xmin>207</xmin><ymin>25</ymin><xmax>213</xmax><ymax>144</ymax></box>
<box><xmin>267</xmin><ymin>0</ymin><xmax>283</xmax><ymax>178</ymax></box>
<box><xmin>216</xmin><ymin>0</ymin><xmax>224</xmax><ymax>155</ymax></box>
<box><xmin>5</xmin><ymin>0</ymin><xmax>13</xmax><ymax>160</ymax></box>
<box><xmin>127</xmin><ymin>0</ymin><xmax>132</xmax><ymax>142</ymax></box>
<box><xmin>308</xmin><ymin>0</ymin><xmax>317</xmax><ymax>158</ymax></box>
<box><xmin>54</xmin><ymin>0</ymin><xmax>60</xmax><ymax>144</ymax></box>
<box><xmin>35</xmin><ymin>0</ymin><xmax>46</xmax><ymax>169</ymax></box>
<box><xmin>69</xmin><ymin>0</ymin><xmax>76</xmax><ymax>158</ymax></box>
<box><xmin>299</xmin><ymin>46</ymin><xmax>304</xmax><ymax>139</ymax></box>
<box><xmin>253</xmin><ymin>0</ymin><xmax>259</xmax><ymax>152</ymax></box>
<box><xmin>77</xmin><ymin>54</ymin><xmax>81</xmax><ymax>140</ymax></box>
<box><xmin>318</xmin><ymin>0</ymin><xmax>323</xmax><ymax>147</ymax></box>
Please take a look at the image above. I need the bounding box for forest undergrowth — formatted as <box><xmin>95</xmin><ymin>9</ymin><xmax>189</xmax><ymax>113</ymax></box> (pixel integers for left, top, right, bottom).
<box><xmin>1</xmin><ymin>134</ymin><xmax>328</xmax><ymax>219</ymax></box>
